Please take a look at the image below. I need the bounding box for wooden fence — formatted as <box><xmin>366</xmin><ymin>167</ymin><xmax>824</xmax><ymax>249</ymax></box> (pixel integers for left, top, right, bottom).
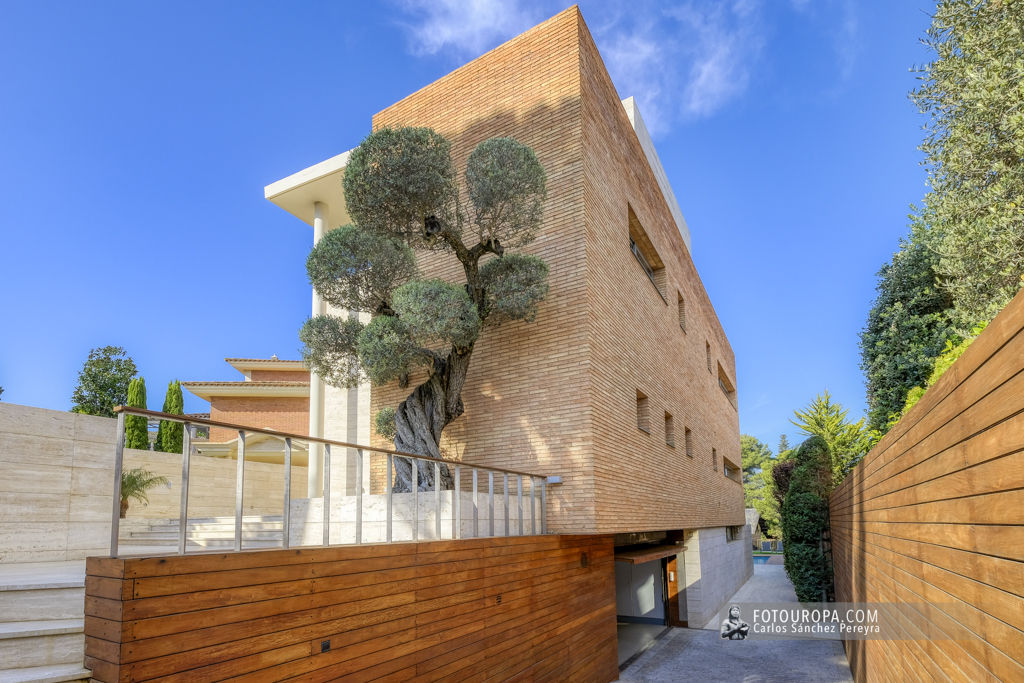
<box><xmin>84</xmin><ymin>534</ymin><xmax>617</xmax><ymax>681</ymax></box>
<box><xmin>830</xmin><ymin>290</ymin><xmax>1024</xmax><ymax>682</ymax></box>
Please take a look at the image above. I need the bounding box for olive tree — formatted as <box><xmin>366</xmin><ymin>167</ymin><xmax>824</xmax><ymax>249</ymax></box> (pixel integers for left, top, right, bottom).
<box><xmin>300</xmin><ymin>128</ymin><xmax>548</xmax><ymax>492</ymax></box>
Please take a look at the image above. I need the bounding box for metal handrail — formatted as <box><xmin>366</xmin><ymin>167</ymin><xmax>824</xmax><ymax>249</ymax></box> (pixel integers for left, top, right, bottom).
<box><xmin>109</xmin><ymin>406</ymin><xmax>551</xmax><ymax>557</ymax></box>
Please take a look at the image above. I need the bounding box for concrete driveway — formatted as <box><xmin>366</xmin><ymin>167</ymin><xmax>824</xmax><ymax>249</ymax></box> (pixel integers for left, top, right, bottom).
<box><xmin>619</xmin><ymin>564</ymin><xmax>853</xmax><ymax>682</ymax></box>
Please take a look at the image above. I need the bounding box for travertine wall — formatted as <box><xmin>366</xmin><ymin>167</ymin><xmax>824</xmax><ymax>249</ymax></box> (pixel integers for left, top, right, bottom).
<box><xmin>367</xmin><ymin>7</ymin><xmax>743</xmax><ymax>534</ymax></box>
<box><xmin>679</xmin><ymin>526</ymin><xmax>753</xmax><ymax>628</ymax></box>
<box><xmin>0</xmin><ymin>403</ymin><xmax>116</xmax><ymax>562</ymax></box>
<box><xmin>831</xmin><ymin>289</ymin><xmax>1024</xmax><ymax>682</ymax></box>
<box><xmin>0</xmin><ymin>403</ymin><xmax>306</xmax><ymax>561</ymax></box>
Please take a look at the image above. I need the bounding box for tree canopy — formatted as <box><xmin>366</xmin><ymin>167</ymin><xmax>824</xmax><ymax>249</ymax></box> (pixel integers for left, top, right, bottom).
<box><xmin>71</xmin><ymin>346</ymin><xmax>137</xmax><ymax>417</ymax></box>
<box><xmin>911</xmin><ymin>0</ymin><xmax>1024</xmax><ymax>328</ymax></box>
<box><xmin>300</xmin><ymin>127</ymin><xmax>548</xmax><ymax>491</ymax></box>
<box><xmin>860</xmin><ymin>238</ymin><xmax>956</xmax><ymax>432</ymax></box>
<box><xmin>791</xmin><ymin>391</ymin><xmax>873</xmax><ymax>486</ymax></box>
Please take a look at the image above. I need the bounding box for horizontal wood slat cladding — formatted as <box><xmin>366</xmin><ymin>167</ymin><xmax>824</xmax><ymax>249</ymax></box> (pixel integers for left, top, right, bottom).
<box><xmin>830</xmin><ymin>289</ymin><xmax>1024</xmax><ymax>683</ymax></box>
<box><xmin>84</xmin><ymin>534</ymin><xmax>617</xmax><ymax>682</ymax></box>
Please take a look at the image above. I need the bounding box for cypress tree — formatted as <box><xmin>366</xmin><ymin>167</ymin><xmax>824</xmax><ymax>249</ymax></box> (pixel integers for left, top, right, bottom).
<box><xmin>157</xmin><ymin>380</ymin><xmax>184</xmax><ymax>454</ymax></box>
<box><xmin>124</xmin><ymin>377</ymin><xmax>149</xmax><ymax>450</ymax></box>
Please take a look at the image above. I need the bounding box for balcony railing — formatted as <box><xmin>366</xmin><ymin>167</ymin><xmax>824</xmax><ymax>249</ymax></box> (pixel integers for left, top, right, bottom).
<box><xmin>110</xmin><ymin>407</ymin><xmax>553</xmax><ymax>557</ymax></box>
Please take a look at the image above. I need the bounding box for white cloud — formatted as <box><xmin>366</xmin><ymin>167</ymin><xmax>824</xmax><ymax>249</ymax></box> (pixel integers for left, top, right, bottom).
<box><xmin>393</xmin><ymin>0</ymin><xmax>544</xmax><ymax>57</ymax></box>
<box><xmin>595</xmin><ymin>1</ymin><xmax>766</xmax><ymax>133</ymax></box>
<box><xmin>390</xmin><ymin>0</ymin><xmax>769</xmax><ymax>134</ymax></box>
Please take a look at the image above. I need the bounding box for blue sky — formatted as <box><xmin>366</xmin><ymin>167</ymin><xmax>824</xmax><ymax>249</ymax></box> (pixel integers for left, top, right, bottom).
<box><xmin>0</xmin><ymin>1</ymin><xmax>935</xmax><ymax>453</ymax></box>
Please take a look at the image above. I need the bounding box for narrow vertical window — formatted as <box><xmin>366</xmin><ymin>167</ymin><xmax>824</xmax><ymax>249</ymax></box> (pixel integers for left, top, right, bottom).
<box><xmin>664</xmin><ymin>412</ymin><xmax>675</xmax><ymax>447</ymax></box>
<box><xmin>684</xmin><ymin>427</ymin><xmax>693</xmax><ymax>458</ymax></box>
<box><xmin>712</xmin><ymin>447</ymin><xmax>717</xmax><ymax>470</ymax></box>
<box><xmin>636</xmin><ymin>390</ymin><xmax>650</xmax><ymax>433</ymax></box>
<box><xmin>677</xmin><ymin>292</ymin><xmax>686</xmax><ymax>331</ymax></box>
<box><xmin>706</xmin><ymin>341</ymin><xmax>712</xmax><ymax>373</ymax></box>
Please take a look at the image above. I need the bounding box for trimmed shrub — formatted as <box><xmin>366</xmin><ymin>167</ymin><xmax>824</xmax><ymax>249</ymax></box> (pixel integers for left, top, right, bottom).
<box><xmin>780</xmin><ymin>436</ymin><xmax>835</xmax><ymax>602</ymax></box>
<box><xmin>124</xmin><ymin>377</ymin><xmax>148</xmax><ymax>450</ymax></box>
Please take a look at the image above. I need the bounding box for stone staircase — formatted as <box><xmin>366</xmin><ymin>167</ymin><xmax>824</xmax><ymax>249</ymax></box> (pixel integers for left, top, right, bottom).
<box><xmin>118</xmin><ymin>514</ymin><xmax>286</xmax><ymax>552</ymax></box>
<box><xmin>0</xmin><ymin>561</ymin><xmax>90</xmax><ymax>683</ymax></box>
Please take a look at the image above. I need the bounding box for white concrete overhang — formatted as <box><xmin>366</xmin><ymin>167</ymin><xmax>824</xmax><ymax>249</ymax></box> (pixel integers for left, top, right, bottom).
<box><xmin>264</xmin><ymin>150</ymin><xmax>354</xmax><ymax>228</ymax></box>
<box><xmin>621</xmin><ymin>97</ymin><xmax>692</xmax><ymax>254</ymax></box>
<box><xmin>182</xmin><ymin>381</ymin><xmax>310</xmax><ymax>401</ymax></box>
<box><xmin>196</xmin><ymin>432</ymin><xmax>310</xmax><ymax>466</ymax></box>
<box><xmin>225</xmin><ymin>358</ymin><xmax>309</xmax><ymax>374</ymax></box>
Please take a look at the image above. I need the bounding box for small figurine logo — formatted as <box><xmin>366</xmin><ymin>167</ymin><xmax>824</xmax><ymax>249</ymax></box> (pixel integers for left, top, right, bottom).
<box><xmin>720</xmin><ymin>605</ymin><xmax>750</xmax><ymax>640</ymax></box>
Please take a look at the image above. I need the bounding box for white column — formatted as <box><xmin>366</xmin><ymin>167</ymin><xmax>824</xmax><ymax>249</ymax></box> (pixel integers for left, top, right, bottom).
<box><xmin>308</xmin><ymin>201</ymin><xmax>327</xmax><ymax>498</ymax></box>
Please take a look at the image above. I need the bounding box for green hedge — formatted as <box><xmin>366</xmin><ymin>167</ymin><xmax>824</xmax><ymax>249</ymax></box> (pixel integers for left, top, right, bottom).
<box><xmin>780</xmin><ymin>436</ymin><xmax>835</xmax><ymax>602</ymax></box>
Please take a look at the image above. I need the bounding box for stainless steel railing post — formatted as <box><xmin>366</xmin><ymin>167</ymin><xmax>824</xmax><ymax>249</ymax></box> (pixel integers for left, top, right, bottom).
<box><xmin>109</xmin><ymin>412</ymin><xmax>125</xmax><ymax>558</ymax></box>
<box><xmin>234</xmin><ymin>430</ymin><xmax>246</xmax><ymax>552</ymax></box>
<box><xmin>178</xmin><ymin>423</ymin><xmax>193</xmax><ymax>555</ymax></box>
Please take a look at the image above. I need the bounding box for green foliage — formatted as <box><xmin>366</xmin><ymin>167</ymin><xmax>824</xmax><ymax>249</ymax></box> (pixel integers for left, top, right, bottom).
<box><xmin>740</xmin><ymin>435</ymin><xmax>773</xmax><ymax>485</ymax></box>
<box><xmin>157</xmin><ymin>381</ymin><xmax>184</xmax><ymax>455</ymax></box>
<box><xmin>479</xmin><ymin>254</ymin><xmax>549</xmax><ymax>324</ymax></box>
<box><xmin>777</xmin><ymin>434</ymin><xmax>789</xmax><ymax>455</ymax></box>
<box><xmin>300</xmin><ymin>315</ymin><xmax>365</xmax><ymax>389</ymax></box>
<box><xmin>343</xmin><ymin>127</ymin><xmax>456</xmax><ymax>248</ymax></box>
<box><xmin>791</xmin><ymin>391</ymin><xmax>872</xmax><ymax>485</ymax></box>
<box><xmin>356</xmin><ymin>316</ymin><xmax>424</xmax><ymax>386</ymax></box>
<box><xmin>900</xmin><ymin>321</ymin><xmax>988</xmax><ymax>417</ymax></box>
<box><xmin>375</xmin><ymin>407</ymin><xmax>397</xmax><ymax>441</ymax></box>
<box><xmin>306</xmin><ymin>225</ymin><xmax>418</xmax><ymax>314</ymax></box>
<box><xmin>780</xmin><ymin>436</ymin><xmax>835</xmax><ymax>602</ymax></box>
<box><xmin>742</xmin><ymin>435</ymin><xmax>780</xmax><ymax>538</ymax></box>
<box><xmin>783</xmin><ymin>543</ymin><xmax>833</xmax><ymax>603</ymax></box>
<box><xmin>71</xmin><ymin>346</ymin><xmax>137</xmax><ymax>417</ymax></box>
<box><xmin>782</xmin><ymin>492</ymin><xmax>829</xmax><ymax>545</ymax></box>
<box><xmin>391</xmin><ymin>279</ymin><xmax>481</xmax><ymax>349</ymax></box>
<box><xmin>911</xmin><ymin>0</ymin><xmax>1024</xmax><ymax>328</ymax></box>
<box><xmin>465</xmin><ymin>137</ymin><xmax>547</xmax><ymax>248</ymax></box>
<box><xmin>124</xmin><ymin>377</ymin><xmax>149</xmax><ymax>450</ymax></box>
<box><xmin>120</xmin><ymin>467</ymin><xmax>169</xmax><ymax>517</ymax></box>
<box><xmin>860</xmin><ymin>238</ymin><xmax>956</xmax><ymax>433</ymax></box>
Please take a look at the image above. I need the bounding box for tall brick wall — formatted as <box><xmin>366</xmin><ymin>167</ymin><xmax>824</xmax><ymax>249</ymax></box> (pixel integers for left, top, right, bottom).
<box><xmin>366</xmin><ymin>7</ymin><xmax>742</xmax><ymax>533</ymax></box>
<box><xmin>371</xmin><ymin>8</ymin><xmax>594</xmax><ymax>530</ymax></box>
<box><xmin>577</xmin><ymin>16</ymin><xmax>744</xmax><ymax>531</ymax></box>
<box><xmin>210</xmin><ymin>397</ymin><xmax>309</xmax><ymax>442</ymax></box>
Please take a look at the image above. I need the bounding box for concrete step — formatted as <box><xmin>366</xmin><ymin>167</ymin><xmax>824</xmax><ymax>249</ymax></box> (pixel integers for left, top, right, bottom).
<box><xmin>0</xmin><ymin>627</ymin><xmax>83</xmax><ymax>669</ymax></box>
<box><xmin>0</xmin><ymin>587</ymin><xmax>84</xmax><ymax>624</ymax></box>
<box><xmin>0</xmin><ymin>663</ymin><xmax>91</xmax><ymax>683</ymax></box>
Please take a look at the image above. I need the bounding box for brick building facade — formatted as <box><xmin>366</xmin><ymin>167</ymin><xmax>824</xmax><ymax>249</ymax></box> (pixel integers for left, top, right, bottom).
<box><xmin>267</xmin><ymin>5</ymin><xmax>749</xmax><ymax>646</ymax></box>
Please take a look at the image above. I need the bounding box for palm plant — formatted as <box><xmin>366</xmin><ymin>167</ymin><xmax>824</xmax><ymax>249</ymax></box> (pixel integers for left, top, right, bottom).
<box><xmin>120</xmin><ymin>467</ymin><xmax>169</xmax><ymax>518</ymax></box>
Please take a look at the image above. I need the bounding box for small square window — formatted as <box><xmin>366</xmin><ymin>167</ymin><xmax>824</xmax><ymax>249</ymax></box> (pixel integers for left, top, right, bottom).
<box><xmin>664</xmin><ymin>412</ymin><xmax>675</xmax><ymax>447</ymax></box>
<box><xmin>636</xmin><ymin>390</ymin><xmax>650</xmax><ymax>433</ymax></box>
<box><xmin>684</xmin><ymin>427</ymin><xmax>693</xmax><ymax>458</ymax></box>
<box><xmin>726</xmin><ymin>525</ymin><xmax>743</xmax><ymax>542</ymax></box>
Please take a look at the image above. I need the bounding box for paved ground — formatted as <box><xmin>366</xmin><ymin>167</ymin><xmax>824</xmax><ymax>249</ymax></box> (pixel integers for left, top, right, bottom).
<box><xmin>620</xmin><ymin>564</ymin><xmax>853</xmax><ymax>682</ymax></box>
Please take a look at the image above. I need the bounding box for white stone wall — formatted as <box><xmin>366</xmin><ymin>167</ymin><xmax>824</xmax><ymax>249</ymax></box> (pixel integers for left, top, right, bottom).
<box><xmin>289</xmin><ymin>489</ymin><xmax>544</xmax><ymax>546</ymax></box>
<box><xmin>0</xmin><ymin>402</ymin><xmax>117</xmax><ymax>562</ymax></box>
<box><xmin>680</xmin><ymin>525</ymin><xmax>753</xmax><ymax>627</ymax></box>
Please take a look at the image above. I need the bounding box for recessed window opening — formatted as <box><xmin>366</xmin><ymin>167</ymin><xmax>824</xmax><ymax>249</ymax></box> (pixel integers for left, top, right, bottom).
<box><xmin>665</xmin><ymin>412</ymin><xmax>675</xmax><ymax>447</ymax></box>
<box><xmin>684</xmin><ymin>427</ymin><xmax>693</xmax><ymax>458</ymax></box>
<box><xmin>718</xmin><ymin>362</ymin><xmax>737</xmax><ymax>410</ymax></box>
<box><xmin>677</xmin><ymin>292</ymin><xmax>686</xmax><ymax>331</ymax></box>
<box><xmin>628</xmin><ymin>204</ymin><xmax>666</xmax><ymax>301</ymax></box>
<box><xmin>706</xmin><ymin>342</ymin><xmax>712</xmax><ymax>373</ymax></box>
<box><xmin>636</xmin><ymin>390</ymin><xmax>650</xmax><ymax>433</ymax></box>
<box><xmin>712</xmin><ymin>447</ymin><xmax>717</xmax><ymax>470</ymax></box>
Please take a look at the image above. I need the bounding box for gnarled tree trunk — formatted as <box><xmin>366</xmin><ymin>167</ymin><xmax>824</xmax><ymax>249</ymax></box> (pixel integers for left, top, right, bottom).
<box><xmin>390</xmin><ymin>350</ymin><xmax>471</xmax><ymax>491</ymax></box>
